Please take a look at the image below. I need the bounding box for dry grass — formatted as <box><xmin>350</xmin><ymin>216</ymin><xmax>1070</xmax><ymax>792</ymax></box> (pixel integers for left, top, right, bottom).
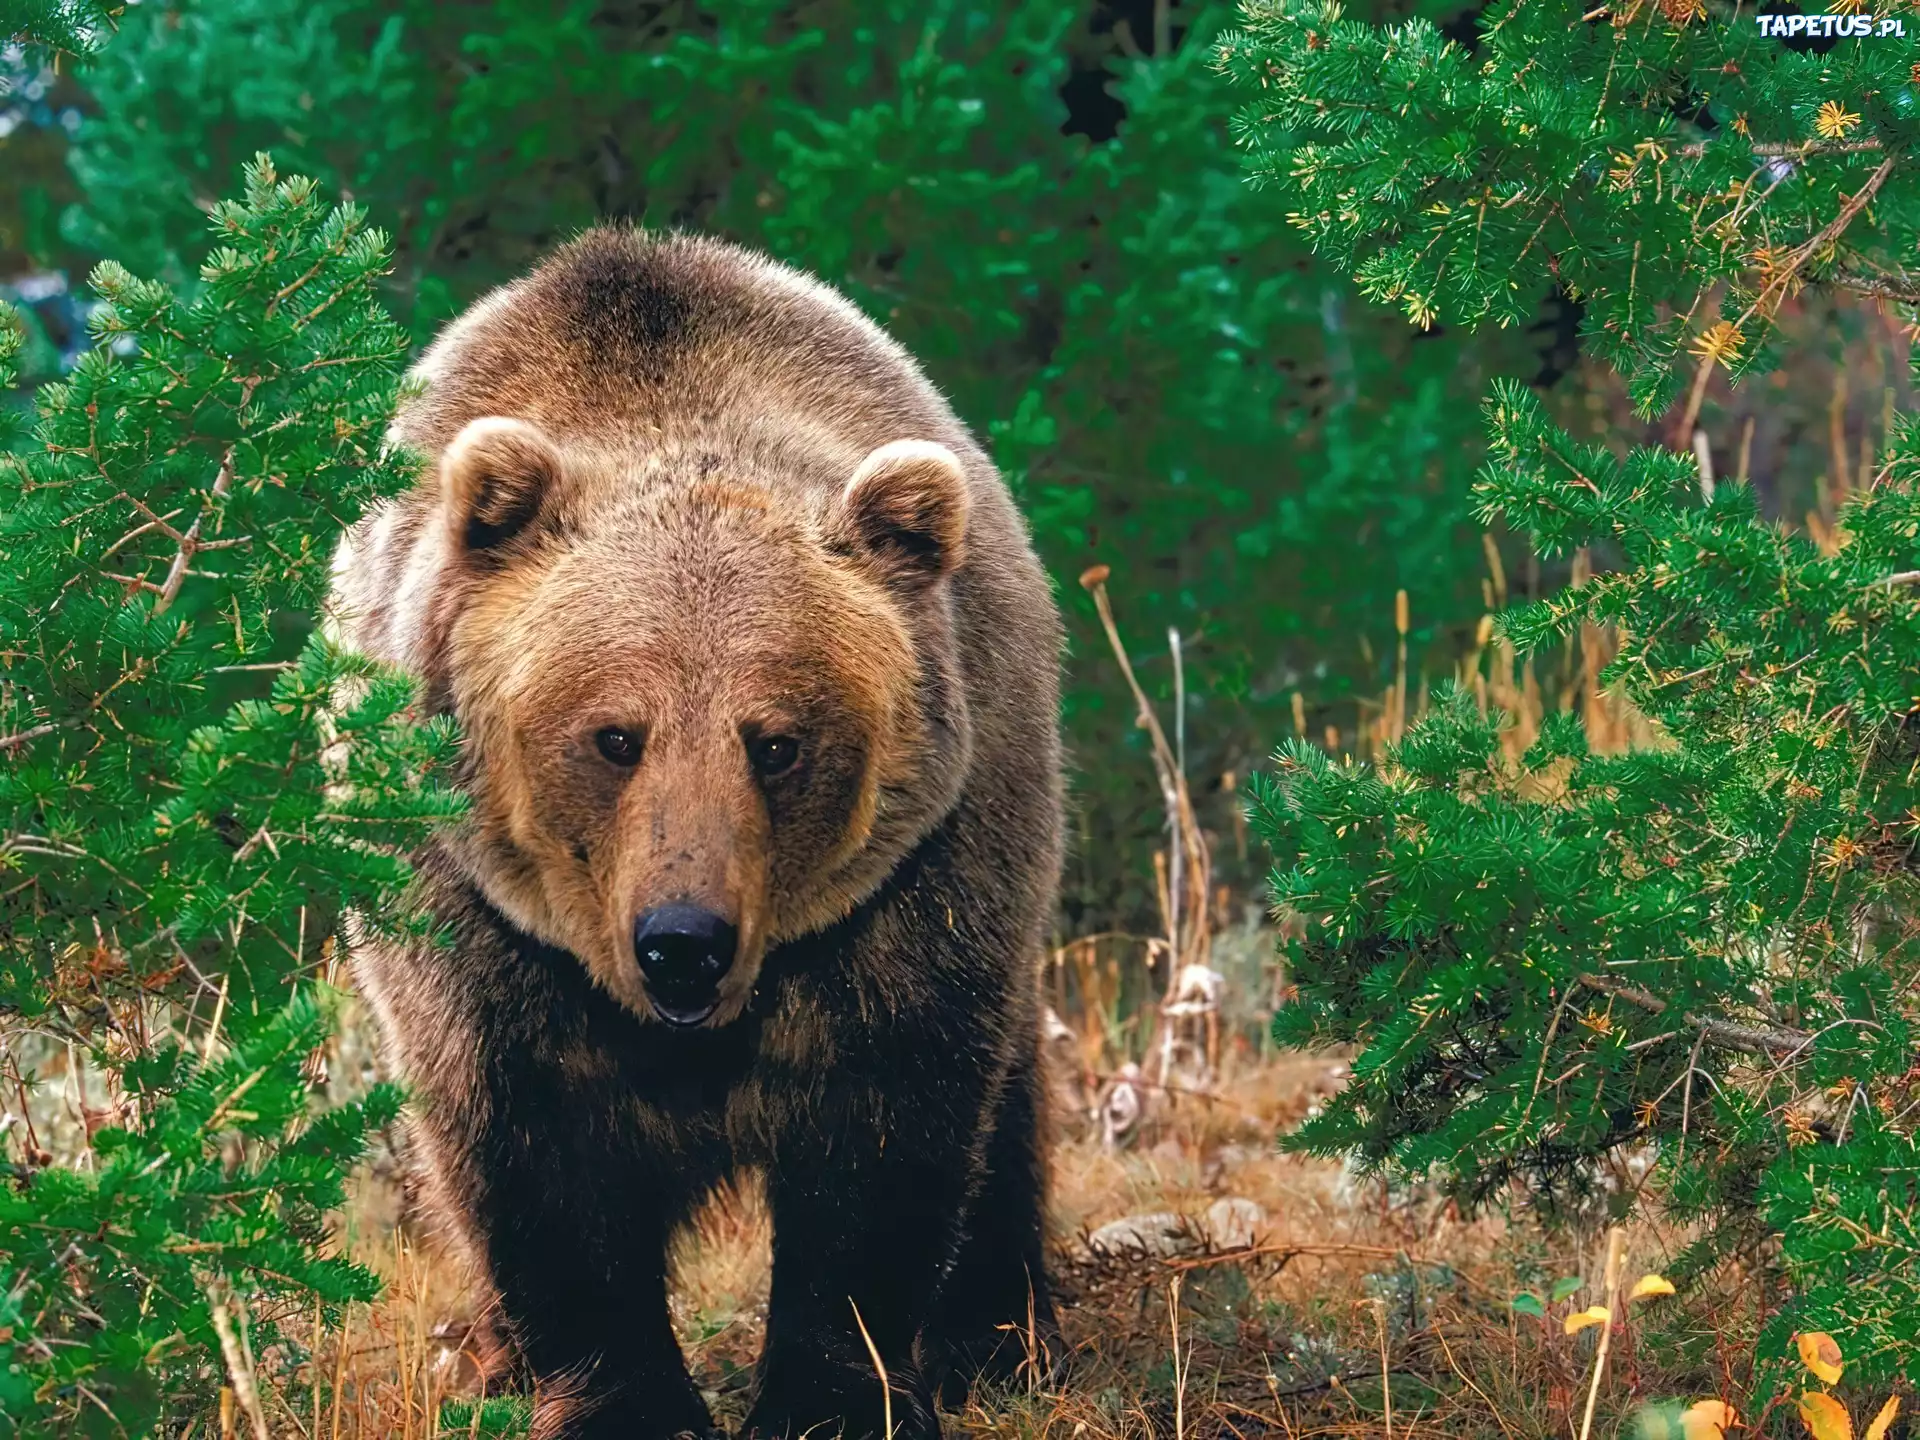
<box><xmin>279</xmin><ymin>1023</ymin><xmax>1778</xmax><ymax>1440</ymax></box>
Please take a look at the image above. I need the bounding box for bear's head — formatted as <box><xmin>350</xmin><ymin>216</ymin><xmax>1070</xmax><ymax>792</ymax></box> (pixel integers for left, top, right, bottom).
<box><xmin>418</xmin><ymin>416</ymin><xmax>975</xmax><ymax>1028</ymax></box>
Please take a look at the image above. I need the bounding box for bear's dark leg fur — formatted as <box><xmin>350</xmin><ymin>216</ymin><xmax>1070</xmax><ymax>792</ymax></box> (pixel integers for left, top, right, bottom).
<box><xmin>740</xmin><ymin>817</ymin><xmax>1056</xmax><ymax>1440</ymax></box>
<box><xmin>460</xmin><ymin>1018</ymin><xmax>730</xmax><ymax>1439</ymax></box>
<box><xmin>485</xmin><ymin>1200</ymin><xmax>708</xmax><ymax>1440</ymax></box>
<box><xmin>744</xmin><ymin>1065</ymin><xmax>978</xmax><ymax>1440</ymax></box>
<box><xmin>925</xmin><ymin>1044</ymin><xmax>1061</xmax><ymax>1407</ymax></box>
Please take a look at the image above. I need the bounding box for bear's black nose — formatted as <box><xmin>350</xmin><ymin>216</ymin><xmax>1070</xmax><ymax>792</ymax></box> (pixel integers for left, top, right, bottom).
<box><xmin>632</xmin><ymin>904</ymin><xmax>737</xmax><ymax>1027</ymax></box>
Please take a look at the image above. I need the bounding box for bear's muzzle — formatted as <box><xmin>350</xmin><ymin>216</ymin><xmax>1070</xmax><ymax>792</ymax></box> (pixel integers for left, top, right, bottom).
<box><xmin>632</xmin><ymin>903</ymin><xmax>739</xmax><ymax>1026</ymax></box>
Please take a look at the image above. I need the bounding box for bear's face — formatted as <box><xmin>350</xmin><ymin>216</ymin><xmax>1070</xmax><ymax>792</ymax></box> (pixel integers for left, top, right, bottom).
<box><xmin>422</xmin><ymin>419</ymin><xmax>973</xmax><ymax>1027</ymax></box>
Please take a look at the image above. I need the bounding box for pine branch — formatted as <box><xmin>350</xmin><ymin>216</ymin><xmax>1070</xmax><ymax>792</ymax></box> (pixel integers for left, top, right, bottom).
<box><xmin>1734</xmin><ymin>155</ymin><xmax>1899</xmax><ymax>331</ymax></box>
<box><xmin>1580</xmin><ymin>975</ymin><xmax>1832</xmax><ymax>1060</ymax></box>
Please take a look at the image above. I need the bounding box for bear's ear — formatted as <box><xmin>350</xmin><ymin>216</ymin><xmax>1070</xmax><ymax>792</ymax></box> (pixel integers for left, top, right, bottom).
<box><xmin>835</xmin><ymin>440</ymin><xmax>971</xmax><ymax>588</ymax></box>
<box><xmin>439</xmin><ymin>416</ymin><xmax>561</xmax><ymax>555</ymax></box>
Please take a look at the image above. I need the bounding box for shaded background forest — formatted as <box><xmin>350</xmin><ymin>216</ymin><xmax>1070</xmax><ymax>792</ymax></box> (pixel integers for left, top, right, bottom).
<box><xmin>3</xmin><ymin>0</ymin><xmax>1909</xmax><ymax>933</ymax></box>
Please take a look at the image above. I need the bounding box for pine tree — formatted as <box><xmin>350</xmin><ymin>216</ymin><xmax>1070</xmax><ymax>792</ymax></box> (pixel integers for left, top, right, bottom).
<box><xmin>0</xmin><ymin>0</ymin><xmax>119</xmax><ymax>56</ymax></box>
<box><xmin>1248</xmin><ymin>388</ymin><xmax>1920</xmax><ymax>1375</ymax></box>
<box><xmin>1223</xmin><ymin>0</ymin><xmax>1920</xmax><ymax>1380</ymax></box>
<box><xmin>1214</xmin><ymin>0</ymin><xmax>1920</xmax><ymax>414</ymax></box>
<box><xmin>0</xmin><ymin>155</ymin><xmax>459</xmax><ymax>1434</ymax></box>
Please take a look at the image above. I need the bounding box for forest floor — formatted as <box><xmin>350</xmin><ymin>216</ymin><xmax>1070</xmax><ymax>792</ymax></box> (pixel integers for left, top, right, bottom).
<box><xmin>294</xmin><ymin>1033</ymin><xmax>1784</xmax><ymax>1440</ymax></box>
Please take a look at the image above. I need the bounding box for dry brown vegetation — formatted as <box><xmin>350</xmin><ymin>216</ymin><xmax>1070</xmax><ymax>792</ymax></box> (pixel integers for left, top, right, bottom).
<box><xmin>275</xmin><ymin>963</ymin><xmax>1800</xmax><ymax>1440</ymax></box>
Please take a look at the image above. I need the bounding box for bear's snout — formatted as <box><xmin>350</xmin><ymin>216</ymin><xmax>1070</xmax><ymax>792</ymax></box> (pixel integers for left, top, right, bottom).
<box><xmin>632</xmin><ymin>904</ymin><xmax>739</xmax><ymax>1026</ymax></box>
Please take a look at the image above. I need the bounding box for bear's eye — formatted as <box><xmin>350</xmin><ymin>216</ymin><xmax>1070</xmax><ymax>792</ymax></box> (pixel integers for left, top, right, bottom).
<box><xmin>594</xmin><ymin>727</ymin><xmax>644</xmax><ymax>767</ymax></box>
<box><xmin>747</xmin><ymin>734</ymin><xmax>800</xmax><ymax>778</ymax></box>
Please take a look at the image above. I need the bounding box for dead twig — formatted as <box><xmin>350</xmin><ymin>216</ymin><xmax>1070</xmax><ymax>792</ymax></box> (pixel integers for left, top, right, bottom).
<box><xmin>1575</xmin><ymin>1228</ymin><xmax>1627</xmax><ymax>1440</ymax></box>
<box><xmin>1079</xmin><ymin>566</ymin><xmax>1209</xmax><ymax>972</ymax></box>
<box><xmin>153</xmin><ymin>375</ymin><xmax>259</xmax><ymax>616</ymax></box>
<box><xmin>849</xmin><ymin>1298</ymin><xmax>894</xmax><ymax>1440</ymax></box>
<box><xmin>207</xmin><ymin>1282</ymin><xmax>272</xmax><ymax>1440</ymax></box>
<box><xmin>1575</xmin><ymin>973</ymin><xmax>1850</xmax><ymax>1058</ymax></box>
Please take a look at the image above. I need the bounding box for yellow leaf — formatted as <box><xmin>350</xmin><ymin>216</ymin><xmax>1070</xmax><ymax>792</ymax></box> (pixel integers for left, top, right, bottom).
<box><xmin>1688</xmin><ymin>321</ymin><xmax>1745</xmax><ymax>367</ymax></box>
<box><xmin>1863</xmin><ymin>1395</ymin><xmax>1900</xmax><ymax>1440</ymax></box>
<box><xmin>1682</xmin><ymin>1399</ymin><xmax>1737</xmax><ymax>1440</ymax></box>
<box><xmin>1564</xmin><ymin>1305</ymin><xmax>1612</xmax><ymax>1335</ymax></box>
<box><xmin>1799</xmin><ymin>1391</ymin><xmax>1852</xmax><ymax>1440</ymax></box>
<box><xmin>1798</xmin><ymin>1331</ymin><xmax>1845</xmax><ymax>1385</ymax></box>
<box><xmin>1815</xmin><ymin>101</ymin><xmax>1861</xmax><ymax>141</ymax></box>
<box><xmin>1630</xmin><ymin>1274</ymin><xmax>1677</xmax><ymax>1301</ymax></box>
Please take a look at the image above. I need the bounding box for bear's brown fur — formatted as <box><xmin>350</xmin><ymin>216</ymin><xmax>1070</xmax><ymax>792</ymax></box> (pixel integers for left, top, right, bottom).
<box><xmin>325</xmin><ymin>228</ymin><xmax>1063</xmax><ymax>1440</ymax></box>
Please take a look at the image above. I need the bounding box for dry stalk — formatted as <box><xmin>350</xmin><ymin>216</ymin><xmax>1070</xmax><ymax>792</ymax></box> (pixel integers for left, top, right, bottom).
<box><xmin>1576</xmin><ymin>1227</ymin><xmax>1628</xmax><ymax>1440</ymax></box>
<box><xmin>1392</xmin><ymin>589</ymin><xmax>1409</xmax><ymax>746</ymax></box>
<box><xmin>330</xmin><ymin>1305</ymin><xmax>352</xmax><ymax>1440</ymax></box>
<box><xmin>312</xmin><ymin>1296</ymin><xmax>324</xmax><ymax>1440</ymax></box>
<box><xmin>1078</xmin><ymin>567</ymin><xmax>1214</xmax><ymax>1090</ymax></box>
<box><xmin>850</xmin><ymin>1298</ymin><xmax>894</xmax><ymax>1440</ymax></box>
<box><xmin>1432</xmin><ymin>1322</ymin><xmax>1520</xmax><ymax>1440</ymax></box>
<box><xmin>202</xmin><ymin>973</ymin><xmax>231</xmax><ymax>1061</ymax></box>
<box><xmin>1373</xmin><ymin>1297</ymin><xmax>1393</xmax><ymax>1440</ymax></box>
<box><xmin>207</xmin><ymin>1282</ymin><xmax>272</xmax><ymax>1440</ymax></box>
<box><xmin>1167</xmin><ymin>1274</ymin><xmax>1188</xmax><ymax>1440</ymax></box>
<box><xmin>1078</xmin><ymin>566</ymin><xmax>1209</xmax><ymax>974</ymax></box>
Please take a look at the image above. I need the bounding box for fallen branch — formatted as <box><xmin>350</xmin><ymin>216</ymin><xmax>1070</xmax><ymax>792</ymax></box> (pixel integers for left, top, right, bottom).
<box><xmin>1162</xmin><ymin>1240</ymin><xmax>1487</xmax><ymax>1288</ymax></box>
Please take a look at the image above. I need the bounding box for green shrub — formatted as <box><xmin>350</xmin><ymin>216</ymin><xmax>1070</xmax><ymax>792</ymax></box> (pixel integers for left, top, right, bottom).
<box><xmin>0</xmin><ymin>155</ymin><xmax>458</xmax><ymax>1435</ymax></box>
<box><xmin>0</xmin><ymin>0</ymin><xmax>119</xmax><ymax>56</ymax></box>
<box><xmin>1250</xmin><ymin>381</ymin><xmax>1920</xmax><ymax>1378</ymax></box>
<box><xmin>1225</xmin><ymin>0</ymin><xmax>1920</xmax><ymax>1379</ymax></box>
<box><xmin>1215</xmin><ymin>0</ymin><xmax>1920</xmax><ymax>412</ymax></box>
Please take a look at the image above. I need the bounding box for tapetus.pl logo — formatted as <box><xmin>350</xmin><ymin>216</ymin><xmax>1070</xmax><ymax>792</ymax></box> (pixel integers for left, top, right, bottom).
<box><xmin>1752</xmin><ymin>10</ymin><xmax>1907</xmax><ymax>34</ymax></box>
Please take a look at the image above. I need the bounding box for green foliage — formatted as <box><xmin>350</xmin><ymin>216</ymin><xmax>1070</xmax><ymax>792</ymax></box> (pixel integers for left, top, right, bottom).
<box><xmin>1250</xmin><ymin>380</ymin><xmax>1920</xmax><ymax>1378</ymax></box>
<box><xmin>0</xmin><ymin>0</ymin><xmax>120</xmax><ymax>55</ymax></box>
<box><xmin>1224</xmin><ymin>0</ymin><xmax>1920</xmax><ymax>1379</ymax></box>
<box><xmin>0</xmin><ymin>157</ymin><xmax>458</xmax><ymax>1433</ymax></box>
<box><xmin>44</xmin><ymin>0</ymin><xmax>1551</xmax><ymax>924</ymax></box>
<box><xmin>438</xmin><ymin>1396</ymin><xmax>534</xmax><ymax>1439</ymax></box>
<box><xmin>1215</xmin><ymin>0</ymin><xmax>1920</xmax><ymax>412</ymax></box>
<box><xmin>0</xmin><ymin>989</ymin><xmax>401</xmax><ymax>1429</ymax></box>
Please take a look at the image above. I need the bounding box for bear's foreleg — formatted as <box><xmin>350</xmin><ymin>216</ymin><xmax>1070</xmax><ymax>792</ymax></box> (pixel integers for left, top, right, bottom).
<box><xmin>365</xmin><ymin>945</ymin><xmax>719</xmax><ymax>1437</ymax></box>
<box><xmin>923</xmin><ymin>1040</ymin><xmax>1062</xmax><ymax>1405</ymax></box>
<box><xmin>481</xmin><ymin>1193</ymin><xmax>711</xmax><ymax>1440</ymax></box>
<box><xmin>744</xmin><ymin>1064</ymin><xmax>987</xmax><ymax>1440</ymax></box>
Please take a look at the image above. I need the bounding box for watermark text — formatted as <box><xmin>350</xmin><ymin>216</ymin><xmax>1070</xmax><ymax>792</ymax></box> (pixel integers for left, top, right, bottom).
<box><xmin>1754</xmin><ymin>12</ymin><xmax>1906</xmax><ymax>35</ymax></box>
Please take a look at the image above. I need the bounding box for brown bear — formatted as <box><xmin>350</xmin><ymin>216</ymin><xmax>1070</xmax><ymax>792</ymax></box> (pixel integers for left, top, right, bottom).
<box><xmin>323</xmin><ymin>227</ymin><xmax>1064</xmax><ymax>1440</ymax></box>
